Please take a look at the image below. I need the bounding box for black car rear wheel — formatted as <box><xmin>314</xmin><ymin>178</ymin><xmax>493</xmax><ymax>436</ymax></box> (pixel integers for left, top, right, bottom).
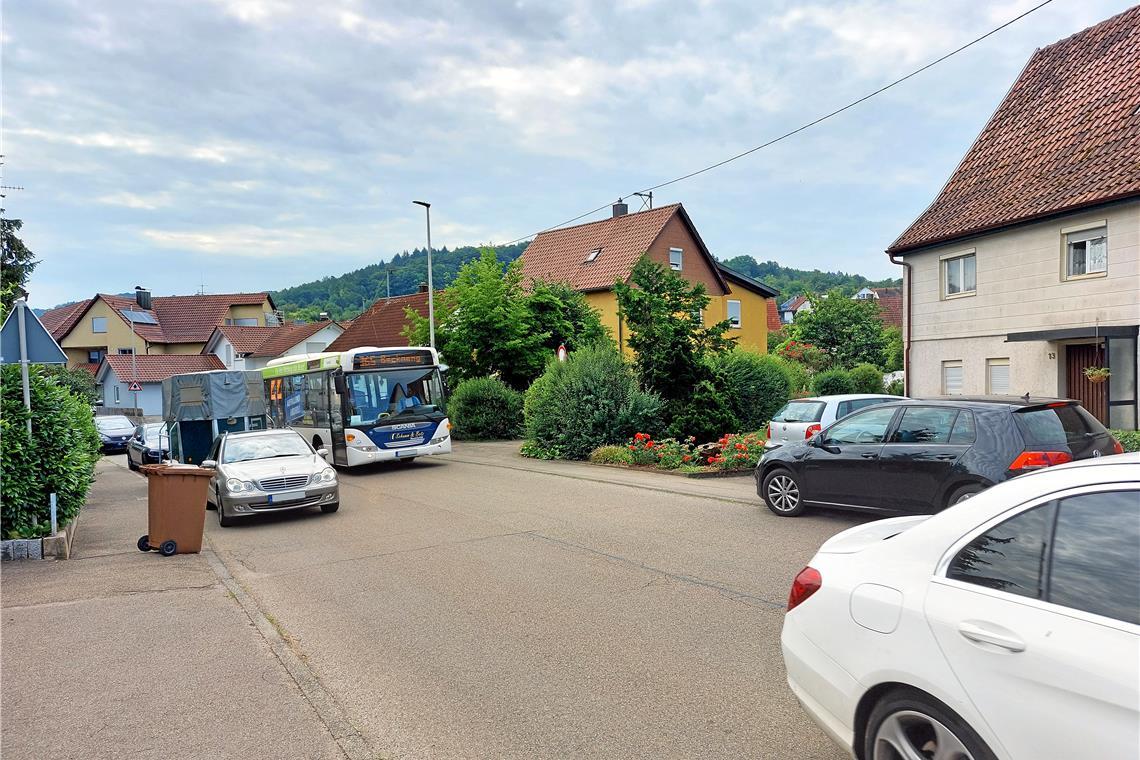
<box><xmin>762</xmin><ymin>468</ymin><xmax>805</xmax><ymax>517</ymax></box>
<box><xmin>946</xmin><ymin>483</ymin><xmax>984</xmax><ymax>508</ymax></box>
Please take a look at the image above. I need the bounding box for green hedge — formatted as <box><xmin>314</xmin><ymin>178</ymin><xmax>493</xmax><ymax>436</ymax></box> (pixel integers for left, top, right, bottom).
<box><xmin>1</xmin><ymin>365</ymin><xmax>102</xmax><ymax>538</ymax></box>
<box><xmin>1111</xmin><ymin>429</ymin><xmax>1140</xmax><ymax>453</ymax></box>
<box><xmin>849</xmin><ymin>363</ymin><xmax>885</xmax><ymax>394</ymax></box>
<box><xmin>710</xmin><ymin>351</ymin><xmax>791</xmax><ymax>432</ymax></box>
<box><xmin>524</xmin><ymin>344</ymin><xmax>662</xmax><ymax>460</ymax></box>
<box><xmin>811</xmin><ymin>368</ymin><xmax>856</xmax><ymax>397</ymax></box>
<box><xmin>447</xmin><ymin>377</ymin><xmax>523</xmax><ymax>440</ymax></box>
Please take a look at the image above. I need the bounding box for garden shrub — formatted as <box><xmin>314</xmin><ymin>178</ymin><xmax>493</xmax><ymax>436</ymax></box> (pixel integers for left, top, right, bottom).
<box><xmin>886</xmin><ymin>378</ymin><xmax>904</xmax><ymax>396</ymax></box>
<box><xmin>524</xmin><ymin>344</ymin><xmax>662</xmax><ymax>460</ymax></box>
<box><xmin>710</xmin><ymin>351</ymin><xmax>791</xmax><ymax>432</ymax></box>
<box><xmin>811</xmin><ymin>368</ymin><xmax>856</xmax><ymax>397</ymax></box>
<box><xmin>1</xmin><ymin>365</ymin><xmax>101</xmax><ymax>538</ymax></box>
<box><xmin>1112</xmin><ymin>429</ymin><xmax>1140</xmax><ymax>453</ymax></box>
<box><xmin>447</xmin><ymin>377</ymin><xmax>523</xmax><ymax>440</ymax></box>
<box><xmin>704</xmin><ymin>433</ymin><xmax>765</xmax><ymax>470</ymax></box>
<box><xmin>775</xmin><ymin>357</ymin><xmax>811</xmax><ymax>398</ymax></box>
<box><xmin>849</xmin><ymin>363</ymin><xmax>885</xmax><ymax>395</ymax></box>
<box><xmin>589</xmin><ymin>445</ymin><xmax>633</xmax><ymax>465</ymax></box>
<box><xmin>664</xmin><ymin>379</ymin><xmax>739</xmax><ymax>443</ymax></box>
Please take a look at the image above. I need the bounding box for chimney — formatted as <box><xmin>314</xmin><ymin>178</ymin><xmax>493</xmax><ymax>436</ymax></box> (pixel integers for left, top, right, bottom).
<box><xmin>612</xmin><ymin>199</ymin><xmax>628</xmax><ymax>217</ymax></box>
<box><xmin>418</xmin><ymin>282</ymin><xmax>429</xmax><ymax>293</ymax></box>
<box><xmin>134</xmin><ymin>286</ymin><xmax>152</xmax><ymax>310</ymax></box>
<box><xmin>318</xmin><ymin>311</ymin><xmax>330</xmax><ymax>322</ymax></box>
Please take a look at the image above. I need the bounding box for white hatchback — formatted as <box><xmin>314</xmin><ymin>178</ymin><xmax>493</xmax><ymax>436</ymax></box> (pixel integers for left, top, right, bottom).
<box><xmin>765</xmin><ymin>394</ymin><xmax>903</xmax><ymax>450</ymax></box>
<box><xmin>781</xmin><ymin>454</ymin><xmax>1139</xmax><ymax>760</ymax></box>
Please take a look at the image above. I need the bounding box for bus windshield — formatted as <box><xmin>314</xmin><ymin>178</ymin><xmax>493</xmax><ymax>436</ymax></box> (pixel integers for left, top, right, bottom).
<box><xmin>345</xmin><ymin>368</ymin><xmax>444</xmax><ymax>426</ymax></box>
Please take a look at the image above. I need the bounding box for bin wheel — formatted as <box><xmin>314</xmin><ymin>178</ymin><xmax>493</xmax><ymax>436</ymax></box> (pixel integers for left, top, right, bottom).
<box><xmin>137</xmin><ymin>535</ymin><xmax>150</xmax><ymax>552</ymax></box>
<box><xmin>158</xmin><ymin>540</ymin><xmax>177</xmax><ymax>557</ymax></box>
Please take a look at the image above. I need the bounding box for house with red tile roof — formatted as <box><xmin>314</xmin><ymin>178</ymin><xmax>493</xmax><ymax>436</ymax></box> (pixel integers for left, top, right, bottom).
<box><xmin>94</xmin><ymin>354</ymin><xmax>226</xmax><ymax>417</ymax></box>
<box><xmin>520</xmin><ymin>202</ymin><xmax>779</xmax><ymax>352</ymax></box>
<box><xmin>40</xmin><ymin>289</ymin><xmax>276</xmax><ymax>371</ymax></box>
<box><xmin>887</xmin><ymin>7</ymin><xmax>1139</xmax><ymax>428</ymax></box>
<box><xmin>852</xmin><ymin>287</ymin><xmax>903</xmax><ymax>330</ymax></box>
<box><xmin>326</xmin><ymin>289</ymin><xmax>433</xmax><ymax>353</ymax></box>
<box><xmin>202</xmin><ymin>320</ymin><xmax>345</xmax><ymax>371</ymax></box>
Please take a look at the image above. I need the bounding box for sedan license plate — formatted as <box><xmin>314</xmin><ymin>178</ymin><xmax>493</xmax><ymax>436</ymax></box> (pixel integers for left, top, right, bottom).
<box><xmin>267</xmin><ymin>490</ymin><xmax>306</xmax><ymax>504</ymax></box>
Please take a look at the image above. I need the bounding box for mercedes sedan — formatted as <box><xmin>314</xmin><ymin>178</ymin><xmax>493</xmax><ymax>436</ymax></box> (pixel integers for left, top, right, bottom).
<box><xmin>203</xmin><ymin>429</ymin><xmax>339</xmax><ymax>527</ymax></box>
<box><xmin>782</xmin><ymin>454</ymin><xmax>1139</xmax><ymax>760</ymax></box>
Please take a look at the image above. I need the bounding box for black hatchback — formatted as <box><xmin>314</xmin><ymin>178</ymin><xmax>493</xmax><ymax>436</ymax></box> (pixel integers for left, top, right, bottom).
<box><xmin>756</xmin><ymin>397</ymin><xmax>1122</xmax><ymax>517</ymax></box>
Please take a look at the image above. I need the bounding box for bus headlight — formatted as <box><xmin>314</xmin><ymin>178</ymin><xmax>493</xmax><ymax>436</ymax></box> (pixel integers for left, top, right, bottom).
<box><xmin>345</xmin><ymin>431</ymin><xmax>378</xmax><ymax>452</ymax></box>
<box><xmin>226</xmin><ymin>478</ymin><xmax>256</xmax><ymax>493</ymax></box>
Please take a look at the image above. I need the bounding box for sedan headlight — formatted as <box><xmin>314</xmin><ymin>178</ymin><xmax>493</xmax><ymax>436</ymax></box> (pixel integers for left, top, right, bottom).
<box><xmin>226</xmin><ymin>478</ymin><xmax>256</xmax><ymax>493</ymax></box>
<box><xmin>315</xmin><ymin>468</ymin><xmax>337</xmax><ymax>483</ymax></box>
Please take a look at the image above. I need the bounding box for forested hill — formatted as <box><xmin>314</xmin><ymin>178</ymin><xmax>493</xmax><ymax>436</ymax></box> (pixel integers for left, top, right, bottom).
<box><xmin>273</xmin><ymin>246</ymin><xmax>902</xmax><ymax>321</ymax></box>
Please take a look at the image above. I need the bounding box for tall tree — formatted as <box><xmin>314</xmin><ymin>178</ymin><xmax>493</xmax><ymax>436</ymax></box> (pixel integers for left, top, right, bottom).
<box><xmin>790</xmin><ymin>291</ymin><xmax>888</xmax><ymax>369</ymax></box>
<box><xmin>1</xmin><ymin>219</ymin><xmax>39</xmax><ymax>317</ymax></box>
<box><xmin>525</xmin><ymin>280</ymin><xmax>609</xmax><ymax>354</ymax></box>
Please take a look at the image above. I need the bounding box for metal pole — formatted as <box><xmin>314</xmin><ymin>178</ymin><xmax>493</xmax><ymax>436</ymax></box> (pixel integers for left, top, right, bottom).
<box><xmin>413</xmin><ymin>201</ymin><xmax>435</xmax><ymax>351</ymax></box>
<box><xmin>16</xmin><ymin>299</ymin><xmax>32</xmax><ymax>437</ymax></box>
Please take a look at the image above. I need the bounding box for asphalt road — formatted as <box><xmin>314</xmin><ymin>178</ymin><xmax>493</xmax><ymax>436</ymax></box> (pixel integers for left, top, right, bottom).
<box><xmin>205</xmin><ymin>441</ymin><xmax>870</xmax><ymax>760</ymax></box>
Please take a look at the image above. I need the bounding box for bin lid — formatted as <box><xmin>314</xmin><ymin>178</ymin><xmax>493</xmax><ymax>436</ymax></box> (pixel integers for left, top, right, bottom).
<box><xmin>140</xmin><ymin>464</ymin><xmax>216</xmax><ymax>477</ymax></box>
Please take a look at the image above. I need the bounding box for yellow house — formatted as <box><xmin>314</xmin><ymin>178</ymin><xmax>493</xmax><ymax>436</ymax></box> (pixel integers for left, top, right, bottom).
<box><xmin>40</xmin><ymin>290</ymin><xmax>276</xmax><ymax>372</ymax></box>
<box><xmin>521</xmin><ymin>202</ymin><xmax>779</xmax><ymax>353</ymax></box>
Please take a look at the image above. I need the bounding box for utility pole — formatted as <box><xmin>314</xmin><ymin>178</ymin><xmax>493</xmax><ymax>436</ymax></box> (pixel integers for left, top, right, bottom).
<box><xmin>412</xmin><ymin>201</ymin><xmax>435</xmax><ymax>351</ymax></box>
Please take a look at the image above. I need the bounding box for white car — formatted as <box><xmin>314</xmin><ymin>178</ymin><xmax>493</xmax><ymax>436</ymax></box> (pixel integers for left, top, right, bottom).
<box><xmin>765</xmin><ymin>394</ymin><xmax>903</xmax><ymax>450</ymax></box>
<box><xmin>781</xmin><ymin>453</ymin><xmax>1139</xmax><ymax>760</ymax></box>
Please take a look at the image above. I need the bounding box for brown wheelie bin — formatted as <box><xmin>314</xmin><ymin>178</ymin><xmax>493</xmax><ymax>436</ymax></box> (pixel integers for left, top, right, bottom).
<box><xmin>137</xmin><ymin>464</ymin><xmax>214</xmax><ymax>556</ymax></box>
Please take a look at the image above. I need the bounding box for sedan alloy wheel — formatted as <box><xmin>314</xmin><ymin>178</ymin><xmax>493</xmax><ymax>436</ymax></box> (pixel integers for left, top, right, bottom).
<box><xmin>873</xmin><ymin>709</ymin><xmax>975</xmax><ymax>760</ymax></box>
<box><xmin>763</xmin><ymin>470</ymin><xmax>804</xmax><ymax>516</ymax></box>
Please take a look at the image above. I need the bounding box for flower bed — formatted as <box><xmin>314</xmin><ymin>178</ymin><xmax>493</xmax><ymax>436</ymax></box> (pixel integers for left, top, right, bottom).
<box><xmin>587</xmin><ymin>432</ymin><xmax>761</xmax><ymax>477</ymax></box>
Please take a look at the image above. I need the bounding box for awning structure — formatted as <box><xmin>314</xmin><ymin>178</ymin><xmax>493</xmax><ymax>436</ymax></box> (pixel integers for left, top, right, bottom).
<box><xmin>1006</xmin><ymin>325</ymin><xmax>1138</xmax><ymax>342</ymax></box>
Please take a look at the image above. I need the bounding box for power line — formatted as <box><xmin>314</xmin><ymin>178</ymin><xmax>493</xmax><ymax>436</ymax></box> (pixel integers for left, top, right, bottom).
<box><xmin>500</xmin><ymin>0</ymin><xmax>1054</xmax><ymax>246</ymax></box>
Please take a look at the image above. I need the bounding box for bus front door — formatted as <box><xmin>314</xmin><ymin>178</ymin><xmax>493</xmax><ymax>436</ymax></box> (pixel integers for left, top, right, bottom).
<box><xmin>329</xmin><ymin>374</ymin><xmax>350</xmax><ymax>466</ymax></box>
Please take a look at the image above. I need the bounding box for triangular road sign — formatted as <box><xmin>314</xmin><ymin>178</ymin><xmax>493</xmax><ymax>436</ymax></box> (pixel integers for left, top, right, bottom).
<box><xmin>128</xmin><ymin>381</ymin><xmax>144</xmax><ymax>392</ymax></box>
<box><xmin>0</xmin><ymin>300</ymin><xmax>67</xmax><ymax>365</ymax></box>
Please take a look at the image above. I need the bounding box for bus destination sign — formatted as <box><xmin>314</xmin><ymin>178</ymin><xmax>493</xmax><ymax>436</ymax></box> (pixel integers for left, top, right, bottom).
<box><xmin>354</xmin><ymin>350</ymin><xmax>434</xmax><ymax>370</ymax></box>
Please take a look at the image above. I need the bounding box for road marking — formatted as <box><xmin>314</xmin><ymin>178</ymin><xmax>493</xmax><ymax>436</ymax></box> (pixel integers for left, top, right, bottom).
<box><xmin>203</xmin><ymin>546</ymin><xmax>380</xmax><ymax>760</ymax></box>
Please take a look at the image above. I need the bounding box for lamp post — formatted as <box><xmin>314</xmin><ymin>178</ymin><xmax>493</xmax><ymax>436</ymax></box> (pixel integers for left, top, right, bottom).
<box><xmin>412</xmin><ymin>201</ymin><xmax>435</xmax><ymax>351</ymax></box>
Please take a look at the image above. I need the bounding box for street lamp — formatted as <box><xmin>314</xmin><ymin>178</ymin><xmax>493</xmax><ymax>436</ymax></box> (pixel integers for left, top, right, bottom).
<box><xmin>412</xmin><ymin>200</ymin><xmax>435</xmax><ymax>351</ymax></box>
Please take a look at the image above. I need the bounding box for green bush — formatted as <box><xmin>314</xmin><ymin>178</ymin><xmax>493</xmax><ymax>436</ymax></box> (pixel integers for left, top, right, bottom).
<box><xmin>447</xmin><ymin>377</ymin><xmax>523</xmax><ymax>440</ymax></box>
<box><xmin>849</xmin><ymin>363</ymin><xmax>885</xmax><ymax>395</ymax></box>
<box><xmin>589</xmin><ymin>445</ymin><xmax>633</xmax><ymax>465</ymax></box>
<box><xmin>664</xmin><ymin>380</ymin><xmax>740</xmax><ymax>443</ymax></box>
<box><xmin>775</xmin><ymin>357</ymin><xmax>811</xmax><ymax>398</ymax></box>
<box><xmin>811</xmin><ymin>368</ymin><xmax>856</xmax><ymax>397</ymax></box>
<box><xmin>1111</xmin><ymin>429</ymin><xmax>1140</xmax><ymax>453</ymax></box>
<box><xmin>524</xmin><ymin>344</ymin><xmax>663</xmax><ymax>460</ymax></box>
<box><xmin>1</xmin><ymin>365</ymin><xmax>102</xmax><ymax>538</ymax></box>
<box><xmin>886</xmin><ymin>378</ymin><xmax>905</xmax><ymax>396</ymax></box>
<box><xmin>710</xmin><ymin>351</ymin><xmax>792</xmax><ymax>432</ymax></box>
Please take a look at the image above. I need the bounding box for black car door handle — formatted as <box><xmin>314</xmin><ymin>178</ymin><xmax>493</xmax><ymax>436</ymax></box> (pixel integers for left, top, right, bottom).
<box><xmin>935</xmin><ymin>454</ymin><xmax>957</xmax><ymax>460</ymax></box>
<box><xmin>861</xmin><ymin>452</ymin><xmax>878</xmax><ymax>459</ymax></box>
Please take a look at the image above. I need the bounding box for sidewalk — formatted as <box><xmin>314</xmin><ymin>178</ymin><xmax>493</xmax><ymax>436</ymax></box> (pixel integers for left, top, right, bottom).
<box><xmin>0</xmin><ymin>458</ymin><xmax>348</xmax><ymax>760</ymax></box>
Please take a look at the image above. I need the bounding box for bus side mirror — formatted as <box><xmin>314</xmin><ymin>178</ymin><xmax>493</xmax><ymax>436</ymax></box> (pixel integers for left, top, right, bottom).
<box><xmin>333</xmin><ymin>373</ymin><xmax>348</xmax><ymax>396</ymax></box>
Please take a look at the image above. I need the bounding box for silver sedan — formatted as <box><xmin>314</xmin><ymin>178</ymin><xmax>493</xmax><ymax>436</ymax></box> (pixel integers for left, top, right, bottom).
<box><xmin>203</xmin><ymin>429</ymin><xmax>339</xmax><ymax>527</ymax></box>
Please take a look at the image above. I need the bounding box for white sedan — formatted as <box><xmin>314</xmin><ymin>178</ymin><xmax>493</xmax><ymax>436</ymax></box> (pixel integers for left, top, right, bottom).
<box><xmin>781</xmin><ymin>453</ymin><xmax>1139</xmax><ymax>760</ymax></box>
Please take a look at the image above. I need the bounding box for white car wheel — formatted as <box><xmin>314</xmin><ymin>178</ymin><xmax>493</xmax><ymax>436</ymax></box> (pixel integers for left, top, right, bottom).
<box><xmin>873</xmin><ymin>710</ymin><xmax>974</xmax><ymax>760</ymax></box>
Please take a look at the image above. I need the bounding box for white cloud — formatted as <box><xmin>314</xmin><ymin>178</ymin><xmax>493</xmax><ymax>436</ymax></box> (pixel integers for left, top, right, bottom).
<box><xmin>96</xmin><ymin>191</ymin><xmax>173</xmax><ymax>210</ymax></box>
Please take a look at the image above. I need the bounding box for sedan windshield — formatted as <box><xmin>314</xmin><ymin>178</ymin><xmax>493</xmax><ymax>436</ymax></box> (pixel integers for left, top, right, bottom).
<box><xmin>222</xmin><ymin>435</ymin><xmax>312</xmax><ymax>464</ymax></box>
<box><xmin>96</xmin><ymin>416</ymin><xmax>133</xmax><ymax>430</ymax></box>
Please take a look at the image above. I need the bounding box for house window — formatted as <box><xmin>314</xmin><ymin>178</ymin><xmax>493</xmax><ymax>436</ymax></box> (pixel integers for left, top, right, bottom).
<box><xmin>88</xmin><ymin>350</ymin><xmax>105</xmax><ymax>364</ymax></box>
<box><xmin>584</xmin><ymin>247</ymin><xmax>602</xmax><ymax>263</ymax></box>
<box><xmin>114</xmin><ymin>385</ymin><xmax>120</xmax><ymax>404</ymax></box>
<box><xmin>117</xmin><ymin>348</ymin><xmax>134</xmax><ymax>355</ymax></box>
<box><xmin>942</xmin><ymin>253</ymin><xmax>976</xmax><ymax>297</ymax></box>
<box><xmin>727</xmin><ymin>300</ymin><xmax>742</xmax><ymax>328</ymax></box>
<box><xmin>669</xmin><ymin>248</ymin><xmax>683</xmax><ymax>271</ymax></box>
<box><xmin>1065</xmin><ymin>226</ymin><xmax>1107</xmax><ymax>278</ymax></box>
<box><xmin>691</xmin><ymin>309</ymin><xmax>703</xmax><ymax>325</ymax></box>
<box><xmin>92</xmin><ymin>317</ymin><xmax>107</xmax><ymax>333</ymax></box>
<box><xmin>225</xmin><ymin>345</ymin><xmax>234</xmax><ymax>366</ymax></box>
<box><xmin>942</xmin><ymin>361</ymin><xmax>964</xmax><ymax>395</ymax></box>
<box><xmin>987</xmin><ymin>358</ymin><xmax>1010</xmax><ymax>395</ymax></box>
<box><xmin>225</xmin><ymin>317</ymin><xmax>259</xmax><ymax>327</ymax></box>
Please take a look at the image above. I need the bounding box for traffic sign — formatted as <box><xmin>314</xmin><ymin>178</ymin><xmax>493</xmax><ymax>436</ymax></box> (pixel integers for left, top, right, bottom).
<box><xmin>0</xmin><ymin>300</ymin><xmax>67</xmax><ymax>365</ymax></box>
<box><xmin>128</xmin><ymin>381</ymin><xmax>143</xmax><ymax>392</ymax></box>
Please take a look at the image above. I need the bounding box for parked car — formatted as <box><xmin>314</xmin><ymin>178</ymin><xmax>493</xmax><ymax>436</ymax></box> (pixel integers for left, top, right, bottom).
<box><xmin>765</xmin><ymin>394</ymin><xmax>904</xmax><ymax>450</ymax></box>
<box><xmin>126</xmin><ymin>423</ymin><xmax>170</xmax><ymax>471</ymax></box>
<box><xmin>94</xmin><ymin>415</ymin><xmax>136</xmax><ymax>453</ymax></box>
<box><xmin>757</xmin><ymin>397</ymin><xmax>1121</xmax><ymax>516</ymax></box>
<box><xmin>781</xmin><ymin>453</ymin><xmax>1139</xmax><ymax>760</ymax></box>
<box><xmin>202</xmin><ymin>429</ymin><xmax>339</xmax><ymax>527</ymax></box>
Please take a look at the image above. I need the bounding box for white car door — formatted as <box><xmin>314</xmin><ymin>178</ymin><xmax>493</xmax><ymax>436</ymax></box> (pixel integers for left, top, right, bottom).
<box><xmin>924</xmin><ymin>485</ymin><xmax>1140</xmax><ymax>760</ymax></box>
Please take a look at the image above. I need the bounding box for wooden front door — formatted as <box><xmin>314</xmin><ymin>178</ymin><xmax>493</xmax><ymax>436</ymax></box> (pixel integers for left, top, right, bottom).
<box><xmin>1066</xmin><ymin>343</ymin><xmax>1108</xmax><ymax>424</ymax></box>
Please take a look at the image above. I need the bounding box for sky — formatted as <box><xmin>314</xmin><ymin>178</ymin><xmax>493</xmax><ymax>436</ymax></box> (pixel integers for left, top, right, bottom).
<box><xmin>4</xmin><ymin>0</ymin><xmax>1135</xmax><ymax>308</ymax></box>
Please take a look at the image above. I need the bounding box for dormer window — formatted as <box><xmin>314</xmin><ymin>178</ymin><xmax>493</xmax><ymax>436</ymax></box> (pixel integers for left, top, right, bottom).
<box><xmin>585</xmin><ymin>247</ymin><xmax>602</xmax><ymax>263</ymax></box>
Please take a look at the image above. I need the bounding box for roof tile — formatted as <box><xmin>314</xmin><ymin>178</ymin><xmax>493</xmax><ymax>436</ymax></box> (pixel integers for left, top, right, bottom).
<box><xmin>327</xmin><ymin>292</ymin><xmax>431</xmax><ymax>352</ymax></box>
<box><xmin>101</xmin><ymin>354</ymin><xmax>226</xmax><ymax>383</ymax></box>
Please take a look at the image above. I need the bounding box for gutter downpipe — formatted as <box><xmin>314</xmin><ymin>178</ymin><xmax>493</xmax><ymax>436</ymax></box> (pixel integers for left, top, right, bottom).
<box><xmin>888</xmin><ymin>252</ymin><xmax>912</xmax><ymax>396</ymax></box>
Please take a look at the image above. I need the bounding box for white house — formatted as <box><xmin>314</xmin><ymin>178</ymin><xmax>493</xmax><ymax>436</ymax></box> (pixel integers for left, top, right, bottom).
<box><xmin>203</xmin><ymin>321</ymin><xmax>345</xmax><ymax>371</ymax></box>
<box><xmin>887</xmin><ymin>7</ymin><xmax>1139</xmax><ymax>430</ymax></box>
<box><xmin>95</xmin><ymin>354</ymin><xmax>226</xmax><ymax>418</ymax></box>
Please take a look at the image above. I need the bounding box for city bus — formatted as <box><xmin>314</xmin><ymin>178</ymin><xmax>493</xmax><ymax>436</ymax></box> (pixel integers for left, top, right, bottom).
<box><xmin>262</xmin><ymin>346</ymin><xmax>451</xmax><ymax>468</ymax></box>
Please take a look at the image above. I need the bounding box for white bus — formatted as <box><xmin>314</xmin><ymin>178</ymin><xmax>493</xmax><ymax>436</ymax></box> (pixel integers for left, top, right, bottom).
<box><xmin>262</xmin><ymin>346</ymin><xmax>451</xmax><ymax>468</ymax></box>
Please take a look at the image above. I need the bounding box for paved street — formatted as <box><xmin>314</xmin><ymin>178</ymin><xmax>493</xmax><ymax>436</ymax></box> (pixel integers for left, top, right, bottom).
<box><xmin>3</xmin><ymin>443</ymin><xmax>869</xmax><ymax>759</ymax></box>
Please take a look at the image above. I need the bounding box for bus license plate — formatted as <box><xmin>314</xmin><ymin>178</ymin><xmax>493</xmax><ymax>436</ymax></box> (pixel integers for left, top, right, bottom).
<box><xmin>268</xmin><ymin>491</ymin><xmax>305</xmax><ymax>504</ymax></box>
<box><xmin>396</xmin><ymin>448</ymin><xmax>417</xmax><ymax>457</ymax></box>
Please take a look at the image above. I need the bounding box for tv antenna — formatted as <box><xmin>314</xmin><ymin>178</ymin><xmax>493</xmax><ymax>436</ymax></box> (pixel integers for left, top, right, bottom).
<box><xmin>0</xmin><ymin>155</ymin><xmax>25</xmax><ymax>216</ymax></box>
<box><xmin>632</xmin><ymin>191</ymin><xmax>653</xmax><ymax>211</ymax></box>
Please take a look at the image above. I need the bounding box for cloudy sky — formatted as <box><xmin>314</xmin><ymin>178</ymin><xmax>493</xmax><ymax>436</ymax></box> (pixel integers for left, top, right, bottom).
<box><xmin>5</xmin><ymin>0</ymin><xmax>1134</xmax><ymax>307</ymax></box>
